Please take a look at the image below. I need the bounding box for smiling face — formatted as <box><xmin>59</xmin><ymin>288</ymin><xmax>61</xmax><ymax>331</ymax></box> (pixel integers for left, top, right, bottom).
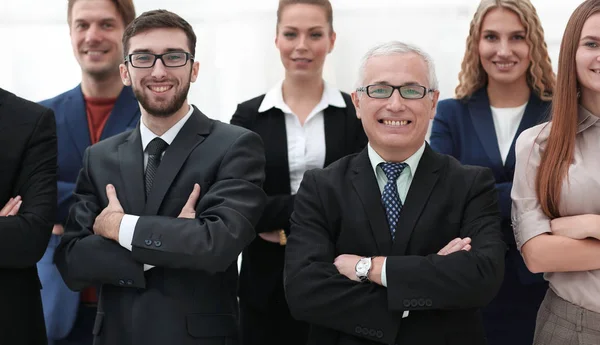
<box><xmin>70</xmin><ymin>0</ymin><xmax>125</xmax><ymax>80</ymax></box>
<box><xmin>119</xmin><ymin>27</ymin><xmax>199</xmax><ymax>118</ymax></box>
<box><xmin>478</xmin><ymin>7</ymin><xmax>530</xmax><ymax>88</ymax></box>
<box><xmin>352</xmin><ymin>53</ymin><xmax>439</xmax><ymax>162</ymax></box>
<box><xmin>576</xmin><ymin>12</ymin><xmax>600</xmax><ymax>102</ymax></box>
<box><xmin>275</xmin><ymin>3</ymin><xmax>336</xmax><ymax>81</ymax></box>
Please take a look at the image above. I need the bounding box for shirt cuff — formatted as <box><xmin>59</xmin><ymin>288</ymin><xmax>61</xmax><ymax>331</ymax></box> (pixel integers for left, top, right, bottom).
<box><xmin>381</xmin><ymin>257</ymin><xmax>388</xmax><ymax>287</ymax></box>
<box><xmin>381</xmin><ymin>258</ymin><xmax>409</xmax><ymax>318</ymax></box>
<box><xmin>118</xmin><ymin>215</ymin><xmax>155</xmax><ymax>271</ymax></box>
<box><xmin>118</xmin><ymin>214</ymin><xmax>139</xmax><ymax>251</ymax></box>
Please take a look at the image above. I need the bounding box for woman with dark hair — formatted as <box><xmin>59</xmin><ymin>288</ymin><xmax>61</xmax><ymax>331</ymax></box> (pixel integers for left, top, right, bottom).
<box><xmin>230</xmin><ymin>1</ymin><xmax>366</xmax><ymax>344</ymax></box>
<box><xmin>430</xmin><ymin>1</ymin><xmax>555</xmax><ymax>344</ymax></box>
<box><xmin>512</xmin><ymin>0</ymin><xmax>600</xmax><ymax>344</ymax></box>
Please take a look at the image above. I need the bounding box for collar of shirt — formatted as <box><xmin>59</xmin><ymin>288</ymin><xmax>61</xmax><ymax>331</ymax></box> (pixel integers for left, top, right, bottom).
<box><xmin>577</xmin><ymin>104</ymin><xmax>600</xmax><ymax>133</ymax></box>
<box><xmin>367</xmin><ymin>142</ymin><xmax>426</xmax><ymax>200</ymax></box>
<box><xmin>140</xmin><ymin>105</ymin><xmax>194</xmax><ymax>151</ymax></box>
<box><xmin>257</xmin><ymin>80</ymin><xmax>346</xmax><ymax>115</ymax></box>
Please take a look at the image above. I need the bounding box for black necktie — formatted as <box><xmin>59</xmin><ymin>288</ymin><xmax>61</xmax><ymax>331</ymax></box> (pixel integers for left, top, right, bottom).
<box><xmin>145</xmin><ymin>137</ymin><xmax>169</xmax><ymax>198</ymax></box>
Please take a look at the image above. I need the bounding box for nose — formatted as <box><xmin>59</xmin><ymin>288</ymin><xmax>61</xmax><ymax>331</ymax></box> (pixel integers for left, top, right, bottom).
<box><xmin>150</xmin><ymin>58</ymin><xmax>168</xmax><ymax>79</ymax></box>
<box><xmin>497</xmin><ymin>39</ymin><xmax>512</xmax><ymax>57</ymax></box>
<box><xmin>386</xmin><ymin>89</ymin><xmax>407</xmax><ymax>112</ymax></box>
<box><xmin>84</xmin><ymin>24</ymin><xmax>102</xmax><ymax>44</ymax></box>
<box><xmin>295</xmin><ymin>34</ymin><xmax>308</xmax><ymax>51</ymax></box>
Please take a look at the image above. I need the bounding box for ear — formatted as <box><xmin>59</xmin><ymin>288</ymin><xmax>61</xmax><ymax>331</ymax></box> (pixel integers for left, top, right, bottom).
<box><xmin>190</xmin><ymin>61</ymin><xmax>200</xmax><ymax>83</ymax></box>
<box><xmin>328</xmin><ymin>31</ymin><xmax>337</xmax><ymax>54</ymax></box>
<box><xmin>119</xmin><ymin>64</ymin><xmax>131</xmax><ymax>86</ymax></box>
<box><xmin>429</xmin><ymin>90</ymin><xmax>440</xmax><ymax>120</ymax></box>
<box><xmin>351</xmin><ymin>91</ymin><xmax>361</xmax><ymax>119</ymax></box>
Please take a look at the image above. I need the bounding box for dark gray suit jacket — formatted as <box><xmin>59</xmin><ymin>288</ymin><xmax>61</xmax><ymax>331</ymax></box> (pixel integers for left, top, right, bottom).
<box><xmin>55</xmin><ymin>107</ymin><xmax>266</xmax><ymax>345</ymax></box>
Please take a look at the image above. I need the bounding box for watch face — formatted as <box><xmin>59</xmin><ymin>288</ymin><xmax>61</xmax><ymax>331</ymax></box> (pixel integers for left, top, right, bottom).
<box><xmin>356</xmin><ymin>258</ymin><xmax>370</xmax><ymax>275</ymax></box>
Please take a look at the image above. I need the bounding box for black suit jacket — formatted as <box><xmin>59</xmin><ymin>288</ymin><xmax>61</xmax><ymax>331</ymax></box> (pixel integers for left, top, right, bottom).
<box><xmin>230</xmin><ymin>92</ymin><xmax>367</xmax><ymax>308</ymax></box>
<box><xmin>55</xmin><ymin>107</ymin><xmax>267</xmax><ymax>345</ymax></box>
<box><xmin>0</xmin><ymin>88</ymin><xmax>57</xmax><ymax>345</ymax></box>
<box><xmin>284</xmin><ymin>145</ymin><xmax>506</xmax><ymax>345</ymax></box>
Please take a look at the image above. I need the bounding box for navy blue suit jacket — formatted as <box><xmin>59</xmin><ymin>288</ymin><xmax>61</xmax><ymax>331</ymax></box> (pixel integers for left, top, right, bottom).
<box><xmin>430</xmin><ymin>87</ymin><xmax>549</xmax><ymax>285</ymax></box>
<box><xmin>37</xmin><ymin>84</ymin><xmax>140</xmax><ymax>340</ymax></box>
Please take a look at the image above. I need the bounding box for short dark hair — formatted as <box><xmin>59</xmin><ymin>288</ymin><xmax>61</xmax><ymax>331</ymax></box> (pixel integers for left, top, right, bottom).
<box><xmin>277</xmin><ymin>0</ymin><xmax>334</xmax><ymax>32</ymax></box>
<box><xmin>122</xmin><ymin>9</ymin><xmax>197</xmax><ymax>59</ymax></box>
<box><xmin>68</xmin><ymin>0</ymin><xmax>136</xmax><ymax>28</ymax></box>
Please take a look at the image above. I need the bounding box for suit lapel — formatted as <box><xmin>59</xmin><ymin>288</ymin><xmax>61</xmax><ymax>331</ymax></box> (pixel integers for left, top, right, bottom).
<box><xmin>65</xmin><ymin>85</ymin><xmax>92</xmax><ymax>160</ymax></box>
<box><xmin>351</xmin><ymin>149</ymin><xmax>393</xmax><ymax>255</ymax></box>
<box><xmin>118</xmin><ymin>128</ymin><xmax>145</xmax><ymax>215</ymax></box>
<box><xmin>468</xmin><ymin>89</ymin><xmax>503</xmax><ymax>168</ymax></box>
<box><xmin>504</xmin><ymin>93</ymin><xmax>548</xmax><ymax>170</ymax></box>
<box><xmin>143</xmin><ymin>107</ymin><xmax>212</xmax><ymax>215</ymax></box>
<box><xmin>257</xmin><ymin>107</ymin><xmax>291</xmax><ymax>194</ymax></box>
<box><xmin>324</xmin><ymin>105</ymin><xmax>346</xmax><ymax>166</ymax></box>
<box><xmin>392</xmin><ymin>145</ymin><xmax>443</xmax><ymax>255</ymax></box>
<box><xmin>101</xmin><ymin>86</ymin><xmax>140</xmax><ymax>139</ymax></box>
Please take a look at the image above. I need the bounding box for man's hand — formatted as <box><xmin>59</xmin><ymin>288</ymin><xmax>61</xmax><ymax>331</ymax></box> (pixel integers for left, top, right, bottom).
<box><xmin>52</xmin><ymin>224</ymin><xmax>65</xmax><ymax>235</ymax></box>
<box><xmin>334</xmin><ymin>254</ymin><xmax>362</xmax><ymax>282</ymax></box>
<box><xmin>0</xmin><ymin>196</ymin><xmax>22</xmax><ymax>217</ymax></box>
<box><xmin>178</xmin><ymin>183</ymin><xmax>201</xmax><ymax>219</ymax></box>
<box><xmin>259</xmin><ymin>230</ymin><xmax>282</xmax><ymax>243</ymax></box>
<box><xmin>438</xmin><ymin>237</ymin><xmax>472</xmax><ymax>255</ymax></box>
<box><xmin>551</xmin><ymin>215</ymin><xmax>600</xmax><ymax>240</ymax></box>
<box><xmin>93</xmin><ymin>184</ymin><xmax>125</xmax><ymax>241</ymax></box>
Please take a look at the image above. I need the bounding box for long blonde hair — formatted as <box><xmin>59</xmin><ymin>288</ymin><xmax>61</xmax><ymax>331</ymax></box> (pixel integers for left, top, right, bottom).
<box><xmin>455</xmin><ymin>0</ymin><xmax>555</xmax><ymax>101</ymax></box>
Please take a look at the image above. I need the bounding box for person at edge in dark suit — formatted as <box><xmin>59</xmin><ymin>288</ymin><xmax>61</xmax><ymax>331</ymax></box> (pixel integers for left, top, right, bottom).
<box><xmin>429</xmin><ymin>1</ymin><xmax>554</xmax><ymax>344</ymax></box>
<box><xmin>284</xmin><ymin>41</ymin><xmax>506</xmax><ymax>345</ymax></box>
<box><xmin>37</xmin><ymin>1</ymin><xmax>138</xmax><ymax>344</ymax></box>
<box><xmin>231</xmin><ymin>1</ymin><xmax>366</xmax><ymax>344</ymax></box>
<box><xmin>0</xmin><ymin>88</ymin><xmax>57</xmax><ymax>345</ymax></box>
<box><xmin>54</xmin><ymin>9</ymin><xmax>267</xmax><ymax>345</ymax></box>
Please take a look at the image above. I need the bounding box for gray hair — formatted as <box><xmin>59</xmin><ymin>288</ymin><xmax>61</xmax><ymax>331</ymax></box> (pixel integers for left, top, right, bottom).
<box><xmin>356</xmin><ymin>41</ymin><xmax>439</xmax><ymax>91</ymax></box>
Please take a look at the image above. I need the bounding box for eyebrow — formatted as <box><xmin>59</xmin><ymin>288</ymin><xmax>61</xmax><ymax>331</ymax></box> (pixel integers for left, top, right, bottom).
<box><xmin>481</xmin><ymin>29</ymin><xmax>526</xmax><ymax>35</ymax></box>
<box><xmin>581</xmin><ymin>35</ymin><xmax>600</xmax><ymax>42</ymax></box>
<box><xmin>281</xmin><ymin>25</ymin><xmax>325</xmax><ymax>31</ymax></box>
<box><xmin>130</xmin><ymin>48</ymin><xmax>187</xmax><ymax>54</ymax></box>
<box><xmin>73</xmin><ymin>17</ymin><xmax>117</xmax><ymax>24</ymax></box>
<box><xmin>371</xmin><ymin>81</ymin><xmax>423</xmax><ymax>86</ymax></box>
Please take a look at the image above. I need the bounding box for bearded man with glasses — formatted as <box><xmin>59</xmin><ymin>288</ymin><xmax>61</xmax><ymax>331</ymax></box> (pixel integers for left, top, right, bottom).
<box><xmin>284</xmin><ymin>41</ymin><xmax>506</xmax><ymax>345</ymax></box>
<box><xmin>55</xmin><ymin>9</ymin><xmax>267</xmax><ymax>345</ymax></box>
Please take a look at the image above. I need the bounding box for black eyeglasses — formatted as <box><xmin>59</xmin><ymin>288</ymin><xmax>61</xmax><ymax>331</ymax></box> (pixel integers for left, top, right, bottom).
<box><xmin>356</xmin><ymin>84</ymin><xmax>435</xmax><ymax>99</ymax></box>
<box><xmin>124</xmin><ymin>52</ymin><xmax>194</xmax><ymax>68</ymax></box>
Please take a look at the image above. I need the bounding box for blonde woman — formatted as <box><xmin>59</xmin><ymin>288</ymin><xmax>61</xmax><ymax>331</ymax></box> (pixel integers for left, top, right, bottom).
<box><xmin>430</xmin><ymin>1</ymin><xmax>555</xmax><ymax>344</ymax></box>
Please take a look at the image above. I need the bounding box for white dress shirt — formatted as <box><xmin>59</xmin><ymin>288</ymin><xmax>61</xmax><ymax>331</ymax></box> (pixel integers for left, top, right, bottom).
<box><xmin>490</xmin><ymin>103</ymin><xmax>526</xmax><ymax>164</ymax></box>
<box><xmin>118</xmin><ymin>106</ymin><xmax>194</xmax><ymax>271</ymax></box>
<box><xmin>367</xmin><ymin>142</ymin><xmax>426</xmax><ymax>318</ymax></box>
<box><xmin>258</xmin><ymin>80</ymin><xmax>346</xmax><ymax>194</ymax></box>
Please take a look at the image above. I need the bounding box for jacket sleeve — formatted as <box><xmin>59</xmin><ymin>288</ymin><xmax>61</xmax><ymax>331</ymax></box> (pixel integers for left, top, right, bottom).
<box><xmin>54</xmin><ymin>148</ymin><xmax>146</xmax><ymax>291</ymax></box>
<box><xmin>0</xmin><ymin>108</ymin><xmax>57</xmax><ymax>268</ymax></box>
<box><xmin>285</xmin><ymin>171</ymin><xmax>401</xmax><ymax>345</ymax></box>
<box><xmin>129</xmin><ymin>131</ymin><xmax>267</xmax><ymax>272</ymax></box>
<box><xmin>386</xmin><ymin>168</ymin><xmax>506</xmax><ymax>311</ymax></box>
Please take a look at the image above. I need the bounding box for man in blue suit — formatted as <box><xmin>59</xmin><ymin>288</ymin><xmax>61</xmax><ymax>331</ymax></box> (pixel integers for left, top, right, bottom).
<box><xmin>37</xmin><ymin>0</ymin><xmax>138</xmax><ymax>344</ymax></box>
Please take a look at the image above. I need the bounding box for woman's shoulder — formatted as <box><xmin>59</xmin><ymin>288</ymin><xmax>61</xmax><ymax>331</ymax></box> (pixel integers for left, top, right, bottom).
<box><xmin>516</xmin><ymin>121</ymin><xmax>552</xmax><ymax>157</ymax></box>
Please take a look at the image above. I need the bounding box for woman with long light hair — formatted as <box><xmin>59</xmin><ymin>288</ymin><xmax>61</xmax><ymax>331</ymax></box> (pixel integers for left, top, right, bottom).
<box><xmin>512</xmin><ymin>0</ymin><xmax>600</xmax><ymax>344</ymax></box>
<box><xmin>430</xmin><ymin>1</ymin><xmax>555</xmax><ymax>344</ymax></box>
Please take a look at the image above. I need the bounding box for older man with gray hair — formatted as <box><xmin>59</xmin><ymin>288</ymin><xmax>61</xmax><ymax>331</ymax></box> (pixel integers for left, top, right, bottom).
<box><xmin>284</xmin><ymin>41</ymin><xmax>506</xmax><ymax>345</ymax></box>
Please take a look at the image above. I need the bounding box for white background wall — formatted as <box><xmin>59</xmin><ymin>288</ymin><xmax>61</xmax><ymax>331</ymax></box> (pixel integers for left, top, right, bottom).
<box><xmin>0</xmin><ymin>0</ymin><xmax>584</xmax><ymax>123</ymax></box>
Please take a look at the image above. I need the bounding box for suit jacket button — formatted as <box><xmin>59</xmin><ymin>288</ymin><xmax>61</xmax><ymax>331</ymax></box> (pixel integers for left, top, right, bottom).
<box><xmin>119</xmin><ymin>279</ymin><xmax>125</xmax><ymax>285</ymax></box>
<box><xmin>418</xmin><ymin>298</ymin><xmax>425</xmax><ymax>307</ymax></box>
<box><xmin>369</xmin><ymin>329</ymin><xmax>376</xmax><ymax>337</ymax></box>
<box><xmin>376</xmin><ymin>330</ymin><xmax>383</xmax><ymax>339</ymax></box>
<box><xmin>355</xmin><ymin>326</ymin><xmax>362</xmax><ymax>334</ymax></box>
<box><xmin>154</xmin><ymin>240</ymin><xmax>162</xmax><ymax>247</ymax></box>
<box><xmin>410</xmin><ymin>299</ymin><xmax>418</xmax><ymax>307</ymax></box>
<box><xmin>144</xmin><ymin>239</ymin><xmax>152</xmax><ymax>246</ymax></box>
<box><xmin>403</xmin><ymin>299</ymin><xmax>411</xmax><ymax>307</ymax></box>
<box><xmin>425</xmin><ymin>299</ymin><xmax>433</xmax><ymax>307</ymax></box>
<box><xmin>361</xmin><ymin>327</ymin><xmax>369</xmax><ymax>335</ymax></box>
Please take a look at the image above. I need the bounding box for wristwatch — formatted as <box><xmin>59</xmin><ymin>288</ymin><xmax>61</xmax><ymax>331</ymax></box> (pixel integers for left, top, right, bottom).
<box><xmin>355</xmin><ymin>257</ymin><xmax>372</xmax><ymax>282</ymax></box>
